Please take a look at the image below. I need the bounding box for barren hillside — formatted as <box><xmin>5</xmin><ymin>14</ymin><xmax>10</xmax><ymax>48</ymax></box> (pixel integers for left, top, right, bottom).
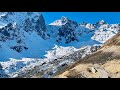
<box><xmin>55</xmin><ymin>32</ymin><xmax>120</xmax><ymax>78</ymax></box>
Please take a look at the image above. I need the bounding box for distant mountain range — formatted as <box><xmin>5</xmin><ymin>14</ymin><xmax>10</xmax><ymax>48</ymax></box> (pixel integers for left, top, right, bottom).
<box><xmin>0</xmin><ymin>12</ymin><xmax>120</xmax><ymax>78</ymax></box>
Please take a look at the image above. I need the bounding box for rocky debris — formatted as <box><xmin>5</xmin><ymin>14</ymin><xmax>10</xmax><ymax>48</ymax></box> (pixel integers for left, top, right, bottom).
<box><xmin>87</xmin><ymin>67</ymin><xmax>97</xmax><ymax>74</ymax></box>
<box><xmin>55</xmin><ymin>61</ymin><xmax>112</xmax><ymax>78</ymax></box>
<box><xmin>86</xmin><ymin>64</ymin><xmax>109</xmax><ymax>78</ymax></box>
<box><xmin>90</xmin><ymin>46</ymin><xmax>101</xmax><ymax>52</ymax></box>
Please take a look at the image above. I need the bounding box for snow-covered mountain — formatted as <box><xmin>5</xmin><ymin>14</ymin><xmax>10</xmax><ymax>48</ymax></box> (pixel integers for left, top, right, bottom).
<box><xmin>0</xmin><ymin>12</ymin><xmax>52</xmax><ymax>61</ymax></box>
<box><xmin>48</xmin><ymin>17</ymin><xmax>120</xmax><ymax>45</ymax></box>
<box><xmin>0</xmin><ymin>12</ymin><xmax>120</xmax><ymax>78</ymax></box>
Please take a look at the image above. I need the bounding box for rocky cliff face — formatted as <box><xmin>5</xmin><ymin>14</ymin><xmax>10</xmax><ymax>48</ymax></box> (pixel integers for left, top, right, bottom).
<box><xmin>0</xmin><ymin>12</ymin><xmax>50</xmax><ymax>61</ymax></box>
<box><xmin>48</xmin><ymin>17</ymin><xmax>120</xmax><ymax>45</ymax></box>
<box><xmin>0</xmin><ymin>12</ymin><xmax>48</xmax><ymax>41</ymax></box>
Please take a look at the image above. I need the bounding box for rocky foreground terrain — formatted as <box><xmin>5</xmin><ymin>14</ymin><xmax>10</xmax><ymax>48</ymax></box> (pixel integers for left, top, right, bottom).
<box><xmin>55</xmin><ymin>32</ymin><xmax>120</xmax><ymax>78</ymax></box>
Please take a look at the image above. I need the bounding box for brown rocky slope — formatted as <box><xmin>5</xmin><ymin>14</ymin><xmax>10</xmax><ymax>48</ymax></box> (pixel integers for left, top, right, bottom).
<box><xmin>55</xmin><ymin>32</ymin><xmax>120</xmax><ymax>78</ymax></box>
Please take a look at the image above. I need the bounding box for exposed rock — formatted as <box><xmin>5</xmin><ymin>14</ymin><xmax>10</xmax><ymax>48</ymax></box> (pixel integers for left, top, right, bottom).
<box><xmin>94</xmin><ymin>66</ymin><xmax>108</xmax><ymax>78</ymax></box>
<box><xmin>0</xmin><ymin>64</ymin><xmax>9</xmax><ymax>78</ymax></box>
<box><xmin>87</xmin><ymin>67</ymin><xmax>97</xmax><ymax>74</ymax></box>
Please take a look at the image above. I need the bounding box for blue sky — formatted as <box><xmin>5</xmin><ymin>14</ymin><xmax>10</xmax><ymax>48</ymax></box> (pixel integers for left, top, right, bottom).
<box><xmin>43</xmin><ymin>12</ymin><xmax>120</xmax><ymax>24</ymax></box>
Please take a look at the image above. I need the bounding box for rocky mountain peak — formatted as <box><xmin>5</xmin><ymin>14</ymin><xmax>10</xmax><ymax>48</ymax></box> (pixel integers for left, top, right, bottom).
<box><xmin>61</xmin><ymin>16</ymin><xmax>69</xmax><ymax>23</ymax></box>
<box><xmin>96</xmin><ymin>20</ymin><xmax>107</xmax><ymax>25</ymax></box>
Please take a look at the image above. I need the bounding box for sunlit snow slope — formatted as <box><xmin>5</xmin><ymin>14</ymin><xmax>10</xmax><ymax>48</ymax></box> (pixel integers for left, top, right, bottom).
<box><xmin>0</xmin><ymin>13</ymin><xmax>119</xmax><ymax>61</ymax></box>
<box><xmin>0</xmin><ymin>12</ymin><xmax>119</xmax><ymax>77</ymax></box>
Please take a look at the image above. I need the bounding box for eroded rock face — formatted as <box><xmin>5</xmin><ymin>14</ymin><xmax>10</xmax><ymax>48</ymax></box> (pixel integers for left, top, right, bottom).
<box><xmin>0</xmin><ymin>12</ymin><xmax>49</xmax><ymax>58</ymax></box>
<box><xmin>90</xmin><ymin>46</ymin><xmax>101</xmax><ymax>52</ymax></box>
<box><xmin>56</xmin><ymin>17</ymin><xmax>79</xmax><ymax>43</ymax></box>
